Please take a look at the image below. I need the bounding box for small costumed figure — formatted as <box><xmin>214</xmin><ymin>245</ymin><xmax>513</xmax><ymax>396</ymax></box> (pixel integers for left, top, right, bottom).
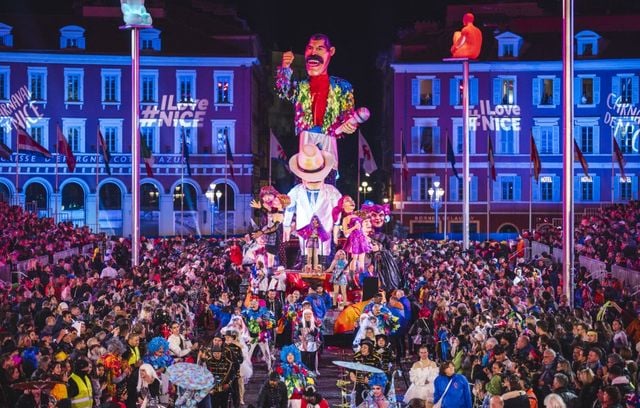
<box><xmin>252</xmin><ymin>193</ymin><xmax>290</xmax><ymax>269</ymax></box>
<box><xmin>325</xmin><ymin>249</ymin><xmax>349</xmax><ymax>308</ymax></box>
<box><xmin>296</xmin><ymin>214</ymin><xmax>331</xmax><ymax>273</ymax></box>
<box><xmin>333</xmin><ymin>196</ymin><xmax>371</xmax><ymax>279</ymax></box>
<box><xmin>275</xmin><ymin>345</ymin><xmax>314</xmax><ymax>408</ymax></box>
<box><xmin>242</xmin><ymin>298</ymin><xmax>276</xmax><ymax>371</ymax></box>
<box><xmin>357</xmin><ymin>373</ymin><xmax>389</xmax><ymax>408</ymax></box>
<box><xmin>100</xmin><ymin>337</ymin><xmax>129</xmax><ymax>399</ymax></box>
<box><xmin>294</xmin><ymin>308</ymin><xmax>321</xmax><ymax>375</ymax></box>
<box><xmin>143</xmin><ymin>337</ymin><xmax>174</xmax><ymax>403</ymax></box>
<box><xmin>250</xmin><ymin>185</ymin><xmax>280</xmax><ymax>268</ymax></box>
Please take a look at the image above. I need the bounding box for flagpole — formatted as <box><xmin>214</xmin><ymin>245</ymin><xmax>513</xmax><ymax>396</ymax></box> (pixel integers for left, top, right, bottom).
<box><xmin>55</xmin><ymin>132</ymin><xmax>59</xmax><ymax>223</ymax></box>
<box><xmin>611</xmin><ymin>129</ymin><xmax>615</xmax><ymax>203</ymax></box>
<box><xmin>269</xmin><ymin>130</ymin><xmax>272</xmax><ymax>187</ymax></box>
<box><xmin>357</xmin><ymin>136</ymin><xmax>361</xmax><ymax>209</ymax></box>
<box><xmin>181</xmin><ymin>135</ymin><xmax>184</xmax><ymax>240</ymax></box>
<box><xmin>96</xmin><ymin>137</ymin><xmax>100</xmax><ymax>233</ymax></box>
<box><xmin>15</xmin><ymin>131</ymin><xmax>19</xmax><ymax>206</ymax></box>
<box><xmin>487</xmin><ymin>169</ymin><xmax>490</xmax><ymax>241</ymax></box>
<box><xmin>529</xmin><ymin>149</ymin><xmax>533</xmax><ymax>233</ymax></box>
<box><xmin>444</xmin><ymin>136</ymin><xmax>448</xmax><ymax>241</ymax></box>
<box><xmin>400</xmin><ymin>129</ymin><xmax>404</xmax><ymax>226</ymax></box>
<box><xmin>224</xmin><ymin>151</ymin><xmax>228</xmax><ymax>241</ymax></box>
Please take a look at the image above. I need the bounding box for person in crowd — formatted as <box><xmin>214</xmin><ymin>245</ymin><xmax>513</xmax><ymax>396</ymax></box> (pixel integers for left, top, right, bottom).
<box><xmin>257</xmin><ymin>371</ymin><xmax>288</xmax><ymax>408</ymax></box>
<box><xmin>295</xmin><ymin>309</ymin><xmax>321</xmax><ymax>375</ymax></box>
<box><xmin>357</xmin><ymin>373</ymin><xmax>389</xmax><ymax>408</ymax></box>
<box><xmin>301</xmin><ymin>385</ymin><xmax>329</xmax><ymax>408</ymax></box>
<box><xmin>404</xmin><ymin>345</ymin><xmax>438</xmax><ymax>407</ymax></box>
<box><xmin>275</xmin><ymin>345</ymin><xmax>313</xmax><ymax>407</ymax></box>
<box><xmin>167</xmin><ymin>321</ymin><xmax>198</xmax><ymax>362</ymax></box>
<box><xmin>433</xmin><ymin>361</ymin><xmax>472</xmax><ymax>408</ymax></box>
<box><xmin>351</xmin><ymin>339</ymin><xmax>383</xmax><ymax>406</ymax></box>
<box><xmin>67</xmin><ymin>357</ymin><xmax>94</xmax><ymax>408</ymax></box>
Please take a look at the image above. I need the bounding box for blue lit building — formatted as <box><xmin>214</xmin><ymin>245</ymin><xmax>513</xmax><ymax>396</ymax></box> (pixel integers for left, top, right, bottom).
<box><xmin>389</xmin><ymin>4</ymin><xmax>640</xmax><ymax>234</ymax></box>
<box><xmin>0</xmin><ymin>2</ymin><xmax>262</xmax><ymax>237</ymax></box>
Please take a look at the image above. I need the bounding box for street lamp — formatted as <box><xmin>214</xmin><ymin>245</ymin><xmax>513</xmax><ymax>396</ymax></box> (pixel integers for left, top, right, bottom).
<box><xmin>205</xmin><ymin>183</ymin><xmax>217</xmax><ymax>235</ymax></box>
<box><xmin>359</xmin><ymin>181</ymin><xmax>372</xmax><ymax>202</ymax></box>
<box><xmin>428</xmin><ymin>181</ymin><xmax>445</xmax><ymax>232</ymax></box>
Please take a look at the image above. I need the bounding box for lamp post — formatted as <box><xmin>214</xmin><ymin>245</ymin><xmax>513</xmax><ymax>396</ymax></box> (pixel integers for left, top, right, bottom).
<box><xmin>428</xmin><ymin>181</ymin><xmax>445</xmax><ymax>232</ymax></box>
<box><xmin>205</xmin><ymin>183</ymin><xmax>217</xmax><ymax>236</ymax></box>
<box><xmin>215</xmin><ymin>190</ymin><xmax>222</xmax><ymax>236</ymax></box>
<box><xmin>359</xmin><ymin>181</ymin><xmax>373</xmax><ymax>202</ymax></box>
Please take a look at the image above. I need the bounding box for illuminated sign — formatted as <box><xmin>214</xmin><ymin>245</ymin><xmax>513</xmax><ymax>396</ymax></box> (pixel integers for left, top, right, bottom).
<box><xmin>605</xmin><ymin>93</ymin><xmax>640</xmax><ymax>152</ymax></box>
<box><xmin>540</xmin><ymin>176</ymin><xmax>553</xmax><ymax>183</ymax></box>
<box><xmin>469</xmin><ymin>100</ymin><xmax>521</xmax><ymax>132</ymax></box>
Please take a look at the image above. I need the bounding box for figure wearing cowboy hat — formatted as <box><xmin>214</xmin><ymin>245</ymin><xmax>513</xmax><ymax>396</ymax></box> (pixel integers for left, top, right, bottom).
<box><xmin>284</xmin><ymin>144</ymin><xmax>342</xmax><ymax>267</ymax></box>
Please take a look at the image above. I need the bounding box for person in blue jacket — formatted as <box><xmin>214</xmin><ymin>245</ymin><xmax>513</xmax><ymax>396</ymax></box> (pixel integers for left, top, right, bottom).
<box><xmin>433</xmin><ymin>360</ymin><xmax>472</xmax><ymax>408</ymax></box>
<box><xmin>304</xmin><ymin>283</ymin><xmax>331</xmax><ymax>321</ymax></box>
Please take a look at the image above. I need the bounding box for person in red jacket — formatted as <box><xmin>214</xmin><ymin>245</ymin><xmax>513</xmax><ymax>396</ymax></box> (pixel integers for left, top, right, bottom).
<box><xmin>301</xmin><ymin>385</ymin><xmax>329</xmax><ymax>408</ymax></box>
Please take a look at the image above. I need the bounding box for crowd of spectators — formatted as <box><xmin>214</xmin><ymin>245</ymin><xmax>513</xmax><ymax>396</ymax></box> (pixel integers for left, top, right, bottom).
<box><xmin>0</xmin><ymin>199</ymin><xmax>639</xmax><ymax>407</ymax></box>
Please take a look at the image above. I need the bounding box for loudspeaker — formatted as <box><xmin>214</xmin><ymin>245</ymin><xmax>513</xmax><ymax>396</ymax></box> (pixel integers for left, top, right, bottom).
<box><xmin>362</xmin><ymin>277</ymin><xmax>379</xmax><ymax>301</ymax></box>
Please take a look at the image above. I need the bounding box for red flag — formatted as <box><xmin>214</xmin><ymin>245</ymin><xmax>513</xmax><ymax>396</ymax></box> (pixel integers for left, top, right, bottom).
<box><xmin>488</xmin><ymin>135</ymin><xmax>497</xmax><ymax>181</ymax></box>
<box><xmin>358</xmin><ymin>130</ymin><xmax>378</xmax><ymax>175</ymax></box>
<box><xmin>17</xmin><ymin>127</ymin><xmax>51</xmax><ymax>158</ymax></box>
<box><xmin>613</xmin><ymin>137</ymin><xmax>626</xmax><ymax>180</ymax></box>
<box><xmin>226</xmin><ymin>134</ymin><xmax>235</xmax><ymax>178</ymax></box>
<box><xmin>530</xmin><ymin>133</ymin><xmax>541</xmax><ymax>182</ymax></box>
<box><xmin>269</xmin><ymin>130</ymin><xmax>287</xmax><ymax>161</ymax></box>
<box><xmin>0</xmin><ymin>140</ymin><xmax>11</xmax><ymax>160</ymax></box>
<box><xmin>97</xmin><ymin>128</ymin><xmax>111</xmax><ymax>176</ymax></box>
<box><xmin>57</xmin><ymin>125</ymin><xmax>76</xmax><ymax>172</ymax></box>
<box><xmin>401</xmin><ymin>132</ymin><xmax>408</xmax><ymax>182</ymax></box>
<box><xmin>574</xmin><ymin>139</ymin><xmax>589</xmax><ymax>177</ymax></box>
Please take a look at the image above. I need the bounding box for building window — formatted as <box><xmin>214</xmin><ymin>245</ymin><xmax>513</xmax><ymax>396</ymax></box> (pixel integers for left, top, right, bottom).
<box><xmin>140</xmin><ymin>125</ymin><xmax>158</xmax><ymax>153</ymax></box>
<box><xmin>574</xmin><ymin>118</ymin><xmax>600</xmax><ymax>154</ymax></box>
<box><xmin>213</xmin><ymin>71</ymin><xmax>234</xmax><ymax>105</ymax></box>
<box><xmin>411</xmin><ymin>175</ymin><xmax>438</xmax><ymax>201</ymax></box>
<box><xmin>449</xmin><ymin>77</ymin><xmax>478</xmax><ymax>106</ymax></box>
<box><xmin>533</xmin><ymin>77</ymin><xmax>559</xmax><ymax>107</ymax></box>
<box><xmin>0</xmin><ymin>118</ymin><xmax>10</xmax><ymax>148</ymax></box>
<box><xmin>176</xmin><ymin>70</ymin><xmax>196</xmax><ymax>103</ymax></box>
<box><xmin>140</xmin><ymin>29</ymin><xmax>161</xmax><ymax>51</ymax></box>
<box><xmin>618</xmin><ymin>122</ymin><xmax>634</xmax><ymax>153</ymax></box>
<box><xmin>212</xmin><ymin>120</ymin><xmax>236</xmax><ymax>155</ymax></box>
<box><xmin>0</xmin><ymin>67</ymin><xmax>9</xmax><ymax>101</ymax></box>
<box><xmin>449</xmin><ymin>175</ymin><xmax>478</xmax><ymax>202</ymax></box>
<box><xmin>576</xmin><ymin>30</ymin><xmax>600</xmax><ymax>57</ymax></box>
<box><xmin>25</xmin><ymin>118</ymin><xmax>49</xmax><ymax>150</ymax></box>
<box><xmin>28</xmin><ymin>67</ymin><xmax>47</xmax><ymax>102</ymax></box>
<box><xmin>495</xmin><ymin>31</ymin><xmax>523</xmax><ymax>58</ymax></box>
<box><xmin>99</xmin><ymin>119</ymin><xmax>123</xmax><ymax>153</ymax></box>
<box><xmin>412</xmin><ymin>77</ymin><xmax>440</xmax><ymax>107</ymax></box>
<box><xmin>575</xmin><ymin>76</ymin><xmax>600</xmax><ymax>106</ymax></box>
<box><xmin>59</xmin><ymin>25</ymin><xmax>85</xmax><ymax>50</ymax></box>
<box><xmin>494</xmin><ymin>175</ymin><xmax>521</xmax><ymax>201</ymax></box>
<box><xmin>493</xmin><ymin>77</ymin><xmax>516</xmax><ymax>105</ymax></box>
<box><xmin>411</xmin><ymin>125</ymin><xmax>440</xmax><ymax>154</ymax></box>
<box><xmin>101</xmin><ymin>69</ymin><xmax>121</xmax><ymax>104</ymax></box>
<box><xmin>0</xmin><ymin>23</ymin><xmax>14</xmax><ymax>47</ymax></box>
<box><xmin>64</xmin><ymin>68</ymin><xmax>84</xmax><ymax>103</ymax></box>
<box><xmin>140</xmin><ymin>70</ymin><xmax>158</xmax><ymax>104</ymax></box>
<box><xmin>451</xmin><ymin>118</ymin><xmax>476</xmax><ymax>154</ymax></box>
<box><xmin>62</xmin><ymin>118</ymin><xmax>86</xmax><ymax>153</ymax></box>
<box><xmin>581</xmin><ymin>176</ymin><xmax>593</xmax><ymax>201</ymax></box>
<box><xmin>613</xmin><ymin>75</ymin><xmax>639</xmax><ymax>105</ymax></box>
<box><xmin>620</xmin><ymin>176</ymin><xmax>632</xmax><ymax>201</ymax></box>
<box><xmin>496</xmin><ymin>128</ymin><xmax>517</xmax><ymax>154</ymax></box>
<box><xmin>539</xmin><ymin>127</ymin><xmax>553</xmax><ymax>154</ymax></box>
<box><xmin>534</xmin><ymin>175</ymin><xmax>560</xmax><ymax>202</ymax></box>
<box><xmin>541</xmin><ymin>177</ymin><xmax>553</xmax><ymax>201</ymax></box>
<box><xmin>175</xmin><ymin>125</ymin><xmax>196</xmax><ymax>154</ymax></box>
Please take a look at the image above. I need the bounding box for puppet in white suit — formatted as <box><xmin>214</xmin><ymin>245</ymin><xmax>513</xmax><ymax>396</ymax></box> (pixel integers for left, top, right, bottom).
<box><xmin>284</xmin><ymin>144</ymin><xmax>342</xmax><ymax>266</ymax></box>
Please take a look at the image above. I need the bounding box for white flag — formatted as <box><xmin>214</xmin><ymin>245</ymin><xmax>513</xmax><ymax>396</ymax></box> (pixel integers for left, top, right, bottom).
<box><xmin>358</xmin><ymin>130</ymin><xmax>377</xmax><ymax>175</ymax></box>
<box><xmin>269</xmin><ymin>129</ymin><xmax>287</xmax><ymax>160</ymax></box>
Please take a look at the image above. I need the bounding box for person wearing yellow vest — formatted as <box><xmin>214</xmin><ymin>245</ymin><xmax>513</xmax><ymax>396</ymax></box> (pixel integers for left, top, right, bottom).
<box><xmin>67</xmin><ymin>358</ymin><xmax>94</xmax><ymax>408</ymax></box>
<box><xmin>123</xmin><ymin>332</ymin><xmax>142</xmax><ymax>368</ymax></box>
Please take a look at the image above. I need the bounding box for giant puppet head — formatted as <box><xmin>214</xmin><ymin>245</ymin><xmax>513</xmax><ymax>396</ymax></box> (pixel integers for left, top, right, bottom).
<box><xmin>304</xmin><ymin>33</ymin><xmax>335</xmax><ymax>77</ymax></box>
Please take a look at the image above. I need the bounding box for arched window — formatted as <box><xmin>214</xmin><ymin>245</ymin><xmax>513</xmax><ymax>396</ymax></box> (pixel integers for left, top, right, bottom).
<box><xmin>25</xmin><ymin>183</ymin><xmax>47</xmax><ymax>209</ymax></box>
<box><xmin>498</xmin><ymin>223</ymin><xmax>518</xmax><ymax>234</ymax></box>
<box><xmin>213</xmin><ymin>183</ymin><xmax>235</xmax><ymax>211</ymax></box>
<box><xmin>173</xmin><ymin>183</ymin><xmax>197</xmax><ymax>211</ymax></box>
<box><xmin>99</xmin><ymin>183</ymin><xmax>122</xmax><ymax>210</ymax></box>
<box><xmin>0</xmin><ymin>183</ymin><xmax>11</xmax><ymax>203</ymax></box>
<box><xmin>61</xmin><ymin>183</ymin><xmax>84</xmax><ymax>211</ymax></box>
<box><xmin>141</xmin><ymin>183</ymin><xmax>160</xmax><ymax>211</ymax></box>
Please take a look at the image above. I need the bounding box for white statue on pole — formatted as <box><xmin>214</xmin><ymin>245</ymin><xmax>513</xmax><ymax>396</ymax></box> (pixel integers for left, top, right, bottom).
<box><xmin>120</xmin><ymin>0</ymin><xmax>153</xmax><ymax>26</ymax></box>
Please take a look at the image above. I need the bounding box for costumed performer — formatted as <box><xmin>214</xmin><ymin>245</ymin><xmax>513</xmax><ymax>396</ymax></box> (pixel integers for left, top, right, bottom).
<box><xmin>243</xmin><ymin>298</ymin><xmax>276</xmax><ymax>372</ymax></box>
<box><xmin>297</xmin><ymin>214</ymin><xmax>331</xmax><ymax>273</ymax></box>
<box><xmin>363</xmin><ymin>203</ymin><xmax>401</xmax><ymax>290</ymax></box>
<box><xmin>275</xmin><ymin>345</ymin><xmax>315</xmax><ymax>408</ymax></box>
<box><xmin>276</xmin><ymin>33</ymin><xmax>360</xmax><ymax>184</ymax></box>
<box><xmin>350</xmin><ymin>339</ymin><xmax>383</xmax><ymax>407</ymax></box>
<box><xmin>294</xmin><ymin>308</ymin><xmax>321</xmax><ymax>375</ymax></box>
<box><xmin>404</xmin><ymin>345</ymin><xmax>438</xmax><ymax>408</ymax></box>
<box><xmin>252</xmin><ymin>192</ymin><xmax>290</xmax><ymax>269</ymax></box>
<box><xmin>333</xmin><ymin>197</ymin><xmax>371</xmax><ymax>279</ymax></box>
<box><xmin>143</xmin><ymin>336</ymin><xmax>174</xmax><ymax>404</ymax></box>
<box><xmin>356</xmin><ymin>372</ymin><xmax>390</xmax><ymax>408</ymax></box>
<box><xmin>283</xmin><ymin>144</ymin><xmax>342</xmax><ymax>268</ymax></box>
<box><xmin>325</xmin><ymin>249</ymin><xmax>349</xmax><ymax>308</ymax></box>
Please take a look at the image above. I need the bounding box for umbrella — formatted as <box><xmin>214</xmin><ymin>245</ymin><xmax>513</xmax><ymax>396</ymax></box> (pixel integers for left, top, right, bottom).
<box><xmin>167</xmin><ymin>362</ymin><xmax>214</xmax><ymax>391</ymax></box>
<box><xmin>333</xmin><ymin>300</ymin><xmax>368</xmax><ymax>334</ymax></box>
<box><xmin>332</xmin><ymin>360</ymin><xmax>384</xmax><ymax>374</ymax></box>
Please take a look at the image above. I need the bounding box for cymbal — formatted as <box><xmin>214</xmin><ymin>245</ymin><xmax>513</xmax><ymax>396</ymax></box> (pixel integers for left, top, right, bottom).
<box><xmin>332</xmin><ymin>360</ymin><xmax>384</xmax><ymax>374</ymax></box>
<box><xmin>11</xmin><ymin>380</ymin><xmax>64</xmax><ymax>390</ymax></box>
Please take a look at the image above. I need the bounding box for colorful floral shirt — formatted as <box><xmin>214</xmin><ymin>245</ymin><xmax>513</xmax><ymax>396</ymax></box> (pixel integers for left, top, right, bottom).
<box><xmin>243</xmin><ymin>306</ymin><xmax>276</xmax><ymax>343</ymax></box>
<box><xmin>275</xmin><ymin>66</ymin><xmax>356</xmax><ymax>137</ymax></box>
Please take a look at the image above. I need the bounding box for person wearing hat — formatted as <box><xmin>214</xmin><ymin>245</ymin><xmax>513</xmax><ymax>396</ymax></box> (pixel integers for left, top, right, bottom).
<box><xmin>205</xmin><ymin>345</ymin><xmax>234</xmax><ymax>408</ymax></box>
<box><xmin>283</xmin><ymin>144</ymin><xmax>342</xmax><ymax>267</ymax></box>
<box><xmin>301</xmin><ymin>385</ymin><xmax>329</xmax><ymax>408</ymax></box>
<box><xmin>256</xmin><ymin>371</ymin><xmax>288</xmax><ymax>408</ymax></box>
<box><xmin>67</xmin><ymin>357</ymin><xmax>94</xmax><ymax>408</ymax></box>
<box><xmin>351</xmin><ymin>339</ymin><xmax>383</xmax><ymax>406</ymax></box>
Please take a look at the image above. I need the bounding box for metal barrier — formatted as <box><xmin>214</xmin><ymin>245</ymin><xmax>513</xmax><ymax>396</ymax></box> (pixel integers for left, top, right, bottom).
<box><xmin>52</xmin><ymin>248</ymin><xmax>79</xmax><ymax>263</ymax></box>
<box><xmin>611</xmin><ymin>265</ymin><xmax>640</xmax><ymax>288</ymax></box>
<box><xmin>531</xmin><ymin>241</ymin><xmax>550</xmax><ymax>259</ymax></box>
<box><xmin>15</xmin><ymin>255</ymin><xmax>50</xmax><ymax>272</ymax></box>
<box><xmin>82</xmin><ymin>244</ymin><xmax>95</xmax><ymax>255</ymax></box>
<box><xmin>0</xmin><ymin>264</ymin><xmax>10</xmax><ymax>284</ymax></box>
<box><xmin>551</xmin><ymin>247</ymin><xmax>563</xmax><ymax>263</ymax></box>
<box><xmin>578</xmin><ymin>255</ymin><xmax>607</xmax><ymax>281</ymax></box>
